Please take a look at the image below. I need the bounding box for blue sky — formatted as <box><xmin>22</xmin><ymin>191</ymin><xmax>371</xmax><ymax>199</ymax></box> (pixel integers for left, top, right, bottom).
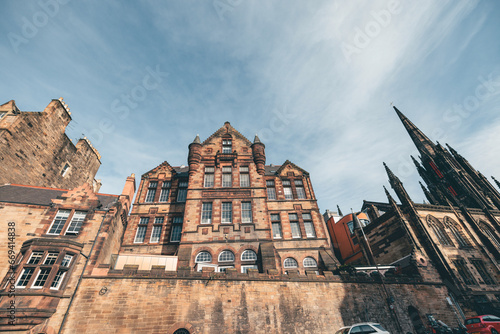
<box><xmin>1</xmin><ymin>1</ymin><xmax>500</xmax><ymax>214</ymax></box>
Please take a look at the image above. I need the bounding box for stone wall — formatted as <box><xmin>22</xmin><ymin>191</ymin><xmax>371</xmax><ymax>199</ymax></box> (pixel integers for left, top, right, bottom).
<box><xmin>52</xmin><ymin>274</ymin><xmax>460</xmax><ymax>334</ymax></box>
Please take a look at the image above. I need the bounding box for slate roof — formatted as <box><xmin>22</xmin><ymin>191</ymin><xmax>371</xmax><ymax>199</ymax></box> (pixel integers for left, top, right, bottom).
<box><xmin>0</xmin><ymin>184</ymin><xmax>118</xmax><ymax>209</ymax></box>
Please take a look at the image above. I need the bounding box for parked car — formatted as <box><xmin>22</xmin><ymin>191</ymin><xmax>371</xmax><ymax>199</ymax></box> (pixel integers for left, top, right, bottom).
<box><xmin>335</xmin><ymin>323</ymin><xmax>390</xmax><ymax>334</ymax></box>
<box><xmin>465</xmin><ymin>315</ymin><xmax>500</xmax><ymax>334</ymax></box>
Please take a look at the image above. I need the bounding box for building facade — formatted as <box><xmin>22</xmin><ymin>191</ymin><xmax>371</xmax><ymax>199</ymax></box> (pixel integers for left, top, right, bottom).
<box><xmin>356</xmin><ymin>107</ymin><xmax>500</xmax><ymax>317</ymax></box>
<box><xmin>0</xmin><ymin>99</ymin><xmax>101</xmax><ymax>191</ymax></box>
<box><xmin>123</xmin><ymin>122</ymin><xmax>338</xmax><ymax>275</ymax></box>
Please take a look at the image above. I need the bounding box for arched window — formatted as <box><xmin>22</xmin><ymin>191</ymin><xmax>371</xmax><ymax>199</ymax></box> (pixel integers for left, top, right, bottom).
<box><xmin>241</xmin><ymin>250</ymin><xmax>257</xmax><ymax>261</ymax></box>
<box><xmin>445</xmin><ymin>217</ymin><xmax>470</xmax><ymax>247</ymax></box>
<box><xmin>303</xmin><ymin>257</ymin><xmax>317</xmax><ymax>268</ymax></box>
<box><xmin>174</xmin><ymin>329</ymin><xmax>190</xmax><ymax>334</ymax></box>
<box><xmin>283</xmin><ymin>258</ymin><xmax>298</xmax><ymax>268</ymax></box>
<box><xmin>427</xmin><ymin>215</ymin><xmax>452</xmax><ymax>246</ymax></box>
<box><xmin>218</xmin><ymin>250</ymin><xmax>235</xmax><ymax>262</ymax></box>
<box><xmin>195</xmin><ymin>251</ymin><xmax>212</xmax><ymax>263</ymax></box>
<box><xmin>479</xmin><ymin>220</ymin><xmax>500</xmax><ymax>249</ymax></box>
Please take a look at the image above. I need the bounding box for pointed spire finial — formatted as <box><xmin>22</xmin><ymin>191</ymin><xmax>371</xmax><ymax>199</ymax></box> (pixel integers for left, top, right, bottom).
<box><xmin>253</xmin><ymin>134</ymin><xmax>262</xmax><ymax>144</ymax></box>
<box><xmin>393</xmin><ymin>106</ymin><xmax>436</xmax><ymax>157</ymax></box>
<box><xmin>383</xmin><ymin>162</ymin><xmax>398</xmax><ymax>182</ymax></box>
<box><xmin>337</xmin><ymin>205</ymin><xmax>343</xmax><ymax>216</ymax></box>
<box><xmin>351</xmin><ymin>208</ymin><xmax>361</xmax><ymax>230</ymax></box>
<box><xmin>410</xmin><ymin>155</ymin><xmax>420</xmax><ymax>168</ymax></box>
<box><xmin>492</xmin><ymin>176</ymin><xmax>500</xmax><ymax>190</ymax></box>
<box><xmin>383</xmin><ymin>185</ymin><xmax>395</xmax><ymax>202</ymax></box>
<box><xmin>192</xmin><ymin>134</ymin><xmax>201</xmax><ymax>144</ymax></box>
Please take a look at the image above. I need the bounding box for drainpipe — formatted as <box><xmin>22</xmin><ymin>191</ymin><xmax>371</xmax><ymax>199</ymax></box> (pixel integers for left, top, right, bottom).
<box><xmin>58</xmin><ymin>210</ymin><xmax>109</xmax><ymax>334</ymax></box>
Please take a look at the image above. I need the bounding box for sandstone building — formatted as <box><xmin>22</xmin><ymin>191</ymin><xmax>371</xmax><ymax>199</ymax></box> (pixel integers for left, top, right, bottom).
<box><xmin>341</xmin><ymin>107</ymin><xmax>500</xmax><ymax>318</ymax></box>
<box><xmin>0</xmin><ymin>99</ymin><xmax>101</xmax><ymax>191</ymax></box>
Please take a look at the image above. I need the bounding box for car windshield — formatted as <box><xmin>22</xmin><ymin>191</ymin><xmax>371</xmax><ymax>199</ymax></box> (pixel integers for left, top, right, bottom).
<box><xmin>485</xmin><ymin>316</ymin><xmax>500</xmax><ymax>322</ymax></box>
<box><xmin>373</xmin><ymin>324</ymin><xmax>387</xmax><ymax>331</ymax></box>
<box><xmin>465</xmin><ymin>318</ymin><xmax>480</xmax><ymax>325</ymax></box>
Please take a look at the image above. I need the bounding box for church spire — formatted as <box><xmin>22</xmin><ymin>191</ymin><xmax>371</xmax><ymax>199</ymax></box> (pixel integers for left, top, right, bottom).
<box><xmin>394</xmin><ymin>106</ymin><xmax>436</xmax><ymax>157</ymax></box>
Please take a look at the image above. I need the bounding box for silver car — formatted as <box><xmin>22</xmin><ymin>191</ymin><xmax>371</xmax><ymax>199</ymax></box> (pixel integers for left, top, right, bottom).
<box><xmin>335</xmin><ymin>322</ymin><xmax>390</xmax><ymax>334</ymax></box>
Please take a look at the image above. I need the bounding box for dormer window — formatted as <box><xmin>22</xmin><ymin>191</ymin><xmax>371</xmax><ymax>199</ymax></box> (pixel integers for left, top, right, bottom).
<box><xmin>222</xmin><ymin>139</ymin><xmax>232</xmax><ymax>153</ymax></box>
<box><xmin>0</xmin><ymin>111</ymin><xmax>6</xmax><ymax>120</ymax></box>
<box><xmin>47</xmin><ymin>209</ymin><xmax>87</xmax><ymax>236</ymax></box>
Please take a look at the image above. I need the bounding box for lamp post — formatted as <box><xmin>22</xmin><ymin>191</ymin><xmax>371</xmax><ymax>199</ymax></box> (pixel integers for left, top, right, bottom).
<box><xmin>351</xmin><ymin>210</ymin><xmax>404</xmax><ymax>333</ymax></box>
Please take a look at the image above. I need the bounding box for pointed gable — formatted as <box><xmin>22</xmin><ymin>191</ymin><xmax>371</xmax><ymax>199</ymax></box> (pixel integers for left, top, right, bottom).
<box><xmin>202</xmin><ymin>122</ymin><xmax>252</xmax><ymax>146</ymax></box>
<box><xmin>142</xmin><ymin>161</ymin><xmax>176</xmax><ymax>178</ymax></box>
<box><xmin>275</xmin><ymin>160</ymin><xmax>309</xmax><ymax>177</ymax></box>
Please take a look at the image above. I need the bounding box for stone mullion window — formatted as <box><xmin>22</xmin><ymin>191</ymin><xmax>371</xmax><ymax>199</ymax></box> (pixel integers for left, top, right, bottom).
<box><xmin>176</xmin><ymin>180</ymin><xmax>188</xmax><ymax>202</ymax></box>
<box><xmin>145</xmin><ymin>181</ymin><xmax>158</xmax><ymax>203</ymax></box>
<box><xmin>150</xmin><ymin>217</ymin><xmax>164</xmax><ymax>243</ymax></box>
<box><xmin>241</xmin><ymin>202</ymin><xmax>252</xmax><ymax>223</ymax></box>
<box><xmin>302</xmin><ymin>213</ymin><xmax>316</xmax><ymax>238</ymax></box>
<box><xmin>222</xmin><ymin>139</ymin><xmax>232</xmax><ymax>153</ymax></box>
<box><xmin>170</xmin><ymin>216</ymin><xmax>183</xmax><ymax>242</ymax></box>
<box><xmin>221</xmin><ymin>202</ymin><xmax>232</xmax><ymax>223</ymax></box>
<box><xmin>266</xmin><ymin>180</ymin><xmax>276</xmax><ymax>200</ymax></box>
<box><xmin>427</xmin><ymin>216</ymin><xmax>453</xmax><ymax>246</ymax></box>
<box><xmin>201</xmin><ymin>203</ymin><xmax>213</xmax><ymax>224</ymax></box>
<box><xmin>204</xmin><ymin>167</ymin><xmax>215</xmax><ymax>188</ymax></box>
<box><xmin>47</xmin><ymin>209</ymin><xmax>87</xmax><ymax>236</ymax></box>
<box><xmin>271</xmin><ymin>214</ymin><xmax>282</xmax><ymax>239</ymax></box>
<box><xmin>471</xmin><ymin>259</ymin><xmax>495</xmax><ymax>285</ymax></box>
<box><xmin>282</xmin><ymin>180</ymin><xmax>293</xmax><ymax>200</ymax></box>
<box><xmin>453</xmin><ymin>259</ymin><xmax>477</xmax><ymax>286</ymax></box>
<box><xmin>134</xmin><ymin>217</ymin><xmax>149</xmax><ymax>243</ymax></box>
<box><xmin>288</xmin><ymin>213</ymin><xmax>301</xmax><ymax>238</ymax></box>
<box><xmin>159</xmin><ymin>181</ymin><xmax>171</xmax><ymax>202</ymax></box>
<box><xmin>294</xmin><ymin>179</ymin><xmax>306</xmax><ymax>199</ymax></box>
<box><xmin>239</xmin><ymin>166</ymin><xmax>250</xmax><ymax>187</ymax></box>
<box><xmin>222</xmin><ymin>166</ymin><xmax>232</xmax><ymax>188</ymax></box>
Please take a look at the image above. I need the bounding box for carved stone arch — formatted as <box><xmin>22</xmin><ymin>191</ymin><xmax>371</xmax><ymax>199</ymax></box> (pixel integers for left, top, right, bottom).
<box><xmin>167</xmin><ymin>322</ymin><xmax>196</xmax><ymax>334</ymax></box>
<box><xmin>426</xmin><ymin>215</ymin><xmax>453</xmax><ymax>246</ymax></box>
<box><xmin>479</xmin><ymin>220</ymin><xmax>500</xmax><ymax>248</ymax></box>
<box><xmin>444</xmin><ymin>216</ymin><xmax>470</xmax><ymax>247</ymax></box>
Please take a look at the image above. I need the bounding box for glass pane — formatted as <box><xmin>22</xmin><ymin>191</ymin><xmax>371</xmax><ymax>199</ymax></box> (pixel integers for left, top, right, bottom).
<box><xmin>49</xmin><ymin>210</ymin><xmax>70</xmax><ymax>234</ymax></box>
<box><xmin>222</xmin><ymin>173</ymin><xmax>232</xmax><ymax>187</ymax></box>
<box><xmin>296</xmin><ymin>187</ymin><xmax>306</xmax><ymax>199</ymax></box>
<box><xmin>201</xmin><ymin>203</ymin><xmax>213</xmax><ymax>224</ymax></box>
<box><xmin>284</xmin><ymin>258</ymin><xmax>298</xmax><ymax>268</ymax></box>
<box><xmin>134</xmin><ymin>226</ymin><xmax>147</xmax><ymax>243</ymax></box>
<box><xmin>170</xmin><ymin>225</ymin><xmax>181</xmax><ymax>242</ymax></box>
<box><xmin>196</xmin><ymin>251</ymin><xmax>212</xmax><ymax>263</ymax></box>
<box><xmin>267</xmin><ymin>187</ymin><xmax>276</xmax><ymax>200</ymax></box>
<box><xmin>304</xmin><ymin>221</ymin><xmax>316</xmax><ymax>238</ymax></box>
<box><xmin>204</xmin><ymin>173</ymin><xmax>214</xmax><ymax>188</ymax></box>
<box><xmin>283</xmin><ymin>187</ymin><xmax>293</xmax><ymax>199</ymax></box>
<box><xmin>240</xmin><ymin>173</ymin><xmax>250</xmax><ymax>187</ymax></box>
<box><xmin>241</xmin><ymin>250</ymin><xmax>257</xmax><ymax>261</ymax></box>
<box><xmin>272</xmin><ymin>222</ymin><xmax>282</xmax><ymax>238</ymax></box>
<box><xmin>219</xmin><ymin>251</ymin><xmax>235</xmax><ymax>262</ymax></box>
<box><xmin>241</xmin><ymin>202</ymin><xmax>252</xmax><ymax>223</ymax></box>
<box><xmin>290</xmin><ymin>222</ymin><xmax>301</xmax><ymax>238</ymax></box>
<box><xmin>222</xmin><ymin>203</ymin><xmax>232</xmax><ymax>223</ymax></box>
<box><xmin>150</xmin><ymin>226</ymin><xmax>162</xmax><ymax>243</ymax></box>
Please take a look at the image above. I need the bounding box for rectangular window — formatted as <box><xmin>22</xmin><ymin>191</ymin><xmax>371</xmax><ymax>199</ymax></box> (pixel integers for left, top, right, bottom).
<box><xmin>150</xmin><ymin>226</ymin><xmax>162</xmax><ymax>243</ymax></box>
<box><xmin>471</xmin><ymin>260</ymin><xmax>495</xmax><ymax>285</ymax></box>
<box><xmin>48</xmin><ymin>210</ymin><xmax>71</xmax><ymax>234</ymax></box>
<box><xmin>241</xmin><ymin>202</ymin><xmax>252</xmax><ymax>223</ymax></box>
<box><xmin>222</xmin><ymin>166</ymin><xmax>232</xmax><ymax>187</ymax></box>
<box><xmin>176</xmin><ymin>180</ymin><xmax>188</xmax><ymax>202</ymax></box>
<box><xmin>241</xmin><ymin>265</ymin><xmax>258</xmax><ymax>273</ymax></box>
<box><xmin>61</xmin><ymin>254</ymin><xmax>73</xmax><ymax>267</ymax></box>
<box><xmin>16</xmin><ymin>268</ymin><xmax>34</xmax><ymax>288</ymax></box>
<box><xmin>283</xmin><ymin>180</ymin><xmax>293</xmax><ymax>200</ymax></box>
<box><xmin>61</xmin><ymin>163</ymin><xmax>70</xmax><ymax>177</ymax></box>
<box><xmin>221</xmin><ymin>202</ymin><xmax>232</xmax><ymax>223</ymax></box>
<box><xmin>65</xmin><ymin>211</ymin><xmax>86</xmax><ymax>235</ymax></box>
<box><xmin>28</xmin><ymin>251</ymin><xmax>44</xmax><ymax>265</ymax></box>
<box><xmin>295</xmin><ymin>180</ymin><xmax>306</xmax><ymax>199</ymax></box>
<box><xmin>204</xmin><ymin>167</ymin><xmax>215</xmax><ymax>188</ymax></box>
<box><xmin>44</xmin><ymin>252</ymin><xmax>59</xmax><ymax>265</ymax></box>
<box><xmin>240</xmin><ymin>166</ymin><xmax>250</xmax><ymax>187</ymax></box>
<box><xmin>266</xmin><ymin>180</ymin><xmax>276</xmax><ymax>200</ymax></box>
<box><xmin>289</xmin><ymin>213</ymin><xmax>301</xmax><ymax>238</ymax></box>
<box><xmin>145</xmin><ymin>181</ymin><xmax>158</xmax><ymax>202</ymax></box>
<box><xmin>159</xmin><ymin>181</ymin><xmax>171</xmax><ymax>202</ymax></box>
<box><xmin>134</xmin><ymin>218</ymin><xmax>149</xmax><ymax>243</ymax></box>
<box><xmin>271</xmin><ymin>214</ymin><xmax>282</xmax><ymax>239</ymax></box>
<box><xmin>32</xmin><ymin>268</ymin><xmax>51</xmax><ymax>288</ymax></box>
<box><xmin>302</xmin><ymin>213</ymin><xmax>316</xmax><ymax>238</ymax></box>
<box><xmin>170</xmin><ymin>216</ymin><xmax>183</xmax><ymax>242</ymax></box>
<box><xmin>222</xmin><ymin>139</ymin><xmax>232</xmax><ymax>153</ymax></box>
<box><xmin>50</xmin><ymin>270</ymin><xmax>66</xmax><ymax>290</ymax></box>
<box><xmin>201</xmin><ymin>203</ymin><xmax>213</xmax><ymax>224</ymax></box>
<box><xmin>0</xmin><ymin>111</ymin><xmax>6</xmax><ymax>119</ymax></box>
<box><xmin>453</xmin><ymin>259</ymin><xmax>477</xmax><ymax>285</ymax></box>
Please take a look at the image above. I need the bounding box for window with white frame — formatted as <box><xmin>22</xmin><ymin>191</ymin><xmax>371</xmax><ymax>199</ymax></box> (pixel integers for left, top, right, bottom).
<box><xmin>222</xmin><ymin>139</ymin><xmax>232</xmax><ymax>153</ymax></box>
<box><xmin>32</xmin><ymin>268</ymin><xmax>51</xmax><ymax>288</ymax></box>
<box><xmin>271</xmin><ymin>214</ymin><xmax>282</xmax><ymax>239</ymax></box>
<box><xmin>222</xmin><ymin>166</ymin><xmax>232</xmax><ymax>187</ymax></box>
<box><xmin>145</xmin><ymin>181</ymin><xmax>158</xmax><ymax>203</ymax></box>
<box><xmin>50</xmin><ymin>270</ymin><xmax>66</xmax><ymax>290</ymax></box>
<box><xmin>48</xmin><ymin>210</ymin><xmax>71</xmax><ymax>234</ymax></box>
<box><xmin>61</xmin><ymin>163</ymin><xmax>70</xmax><ymax>177</ymax></box>
<box><xmin>204</xmin><ymin>167</ymin><xmax>214</xmax><ymax>188</ymax></box>
<box><xmin>241</xmin><ymin>250</ymin><xmax>257</xmax><ymax>261</ymax></box>
<box><xmin>195</xmin><ymin>251</ymin><xmax>212</xmax><ymax>263</ymax></box>
<box><xmin>61</xmin><ymin>254</ymin><xmax>73</xmax><ymax>267</ymax></box>
<box><xmin>15</xmin><ymin>268</ymin><xmax>34</xmax><ymax>288</ymax></box>
<box><xmin>282</xmin><ymin>180</ymin><xmax>293</xmax><ymax>200</ymax></box>
<box><xmin>295</xmin><ymin>180</ymin><xmax>306</xmax><ymax>199</ymax></box>
<box><xmin>218</xmin><ymin>250</ymin><xmax>235</xmax><ymax>262</ymax></box>
<box><xmin>170</xmin><ymin>216</ymin><xmax>183</xmax><ymax>242</ymax></box>
<box><xmin>65</xmin><ymin>211</ymin><xmax>86</xmax><ymax>235</ymax></box>
<box><xmin>44</xmin><ymin>252</ymin><xmax>59</xmax><ymax>265</ymax></box>
<box><xmin>150</xmin><ymin>217</ymin><xmax>163</xmax><ymax>243</ymax></box>
<box><xmin>283</xmin><ymin>258</ymin><xmax>298</xmax><ymax>268</ymax></box>
<box><xmin>159</xmin><ymin>181</ymin><xmax>171</xmax><ymax>202</ymax></box>
<box><xmin>201</xmin><ymin>203</ymin><xmax>213</xmax><ymax>224</ymax></box>
<box><xmin>27</xmin><ymin>251</ymin><xmax>43</xmax><ymax>264</ymax></box>
<box><xmin>241</xmin><ymin>202</ymin><xmax>252</xmax><ymax>223</ymax></box>
<box><xmin>241</xmin><ymin>265</ymin><xmax>258</xmax><ymax>273</ymax></box>
<box><xmin>303</xmin><ymin>257</ymin><xmax>317</xmax><ymax>268</ymax></box>
<box><xmin>240</xmin><ymin>166</ymin><xmax>250</xmax><ymax>187</ymax></box>
<box><xmin>289</xmin><ymin>213</ymin><xmax>301</xmax><ymax>238</ymax></box>
<box><xmin>302</xmin><ymin>213</ymin><xmax>316</xmax><ymax>238</ymax></box>
<box><xmin>176</xmin><ymin>180</ymin><xmax>188</xmax><ymax>202</ymax></box>
<box><xmin>221</xmin><ymin>202</ymin><xmax>232</xmax><ymax>223</ymax></box>
<box><xmin>266</xmin><ymin>180</ymin><xmax>276</xmax><ymax>200</ymax></box>
<box><xmin>134</xmin><ymin>217</ymin><xmax>149</xmax><ymax>243</ymax></box>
